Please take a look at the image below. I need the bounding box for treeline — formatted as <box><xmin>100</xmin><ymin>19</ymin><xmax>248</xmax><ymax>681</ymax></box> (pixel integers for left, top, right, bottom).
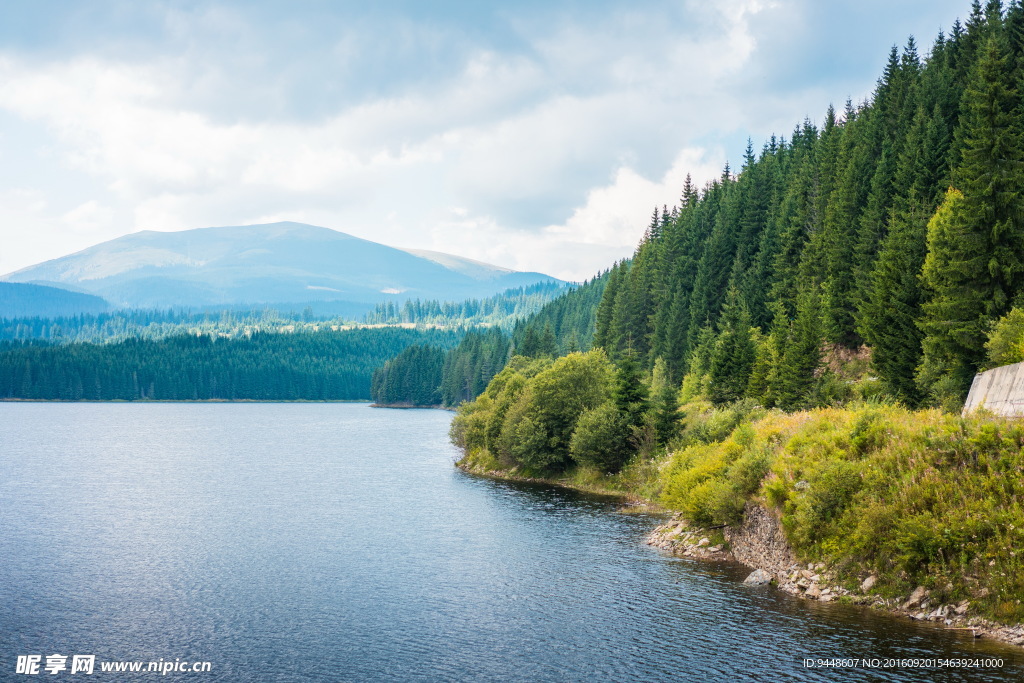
<box><xmin>0</xmin><ymin>327</ymin><xmax>460</xmax><ymax>401</ymax></box>
<box><xmin>510</xmin><ymin>274</ymin><xmax>607</xmax><ymax>355</ymax></box>
<box><xmin>0</xmin><ymin>282</ymin><xmax>109</xmax><ymax>319</ymax></box>
<box><xmin>362</xmin><ymin>282</ymin><xmax>568</xmax><ymax>327</ymax></box>
<box><xmin>0</xmin><ymin>307</ymin><xmax>358</xmax><ymax>344</ymax></box>
<box><xmin>451</xmin><ymin>0</ymin><xmax>1024</xmax><ymax>475</ymax></box>
<box><xmin>368</xmin><ymin>276</ymin><xmax>607</xmax><ymax>407</ymax></box>
<box><xmin>589</xmin><ymin>1</ymin><xmax>1024</xmax><ymax>411</ymax></box>
<box><xmin>371</xmin><ymin>345</ymin><xmax>447</xmax><ymax>405</ymax></box>
<box><xmin>371</xmin><ymin>328</ymin><xmax>512</xmax><ymax>406</ymax></box>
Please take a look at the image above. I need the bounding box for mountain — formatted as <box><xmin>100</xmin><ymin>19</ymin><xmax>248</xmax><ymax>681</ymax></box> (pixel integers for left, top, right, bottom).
<box><xmin>1</xmin><ymin>222</ymin><xmax>562</xmax><ymax>310</ymax></box>
<box><xmin>0</xmin><ymin>282</ymin><xmax>110</xmax><ymax>319</ymax></box>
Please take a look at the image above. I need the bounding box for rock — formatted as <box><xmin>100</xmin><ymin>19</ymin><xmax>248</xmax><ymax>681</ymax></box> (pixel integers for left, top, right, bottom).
<box><xmin>806</xmin><ymin>584</ymin><xmax>822</xmax><ymax>599</ymax></box>
<box><xmin>903</xmin><ymin>586</ymin><xmax>928</xmax><ymax>610</ymax></box>
<box><xmin>708</xmin><ymin>546</ymin><xmax>722</xmax><ymax>553</ymax></box>
<box><xmin>819</xmin><ymin>594</ymin><xmax>834</xmax><ymax>603</ymax></box>
<box><xmin>974</xmin><ymin>587</ymin><xmax>990</xmax><ymax>599</ymax></box>
<box><xmin>800</xmin><ymin>569</ymin><xmax>814</xmax><ymax>580</ymax></box>
<box><xmin>697</xmin><ymin>537</ymin><xmax>710</xmax><ymax>547</ymax></box>
<box><xmin>860</xmin><ymin>575</ymin><xmax>878</xmax><ymax>592</ymax></box>
<box><xmin>955</xmin><ymin>600</ymin><xmax>970</xmax><ymax>615</ymax></box>
<box><xmin>744</xmin><ymin>569</ymin><xmax>773</xmax><ymax>586</ymax></box>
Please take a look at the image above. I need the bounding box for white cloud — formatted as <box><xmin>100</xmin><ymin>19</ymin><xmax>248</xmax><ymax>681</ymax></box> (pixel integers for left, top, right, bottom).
<box><xmin>426</xmin><ymin>147</ymin><xmax>725</xmax><ymax>281</ymax></box>
<box><xmin>62</xmin><ymin>199</ymin><xmax>114</xmax><ymax>234</ymax></box>
<box><xmin>0</xmin><ymin>0</ymin><xmax>969</xmax><ymax>282</ymax></box>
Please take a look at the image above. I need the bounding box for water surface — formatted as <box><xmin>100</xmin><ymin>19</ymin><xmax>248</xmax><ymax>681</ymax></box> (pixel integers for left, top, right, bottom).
<box><xmin>1</xmin><ymin>403</ymin><xmax>1021</xmax><ymax>681</ymax></box>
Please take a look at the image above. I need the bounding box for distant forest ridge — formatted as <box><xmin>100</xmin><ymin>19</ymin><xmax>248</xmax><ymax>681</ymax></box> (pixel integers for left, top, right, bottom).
<box><xmin>0</xmin><ymin>281</ymin><xmax>570</xmax><ymax>344</ymax></box>
<box><xmin>0</xmin><ymin>282</ymin><xmax>109</xmax><ymax>319</ymax></box>
<box><xmin>0</xmin><ymin>328</ymin><xmax>461</xmax><ymax>401</ymax></box>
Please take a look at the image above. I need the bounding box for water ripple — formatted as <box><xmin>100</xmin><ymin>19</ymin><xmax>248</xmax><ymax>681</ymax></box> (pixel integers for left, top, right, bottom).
<box><xmin>0</xmin><ymin>402</ymin><xmax>1021</xmax><ymax>682</ymax></box>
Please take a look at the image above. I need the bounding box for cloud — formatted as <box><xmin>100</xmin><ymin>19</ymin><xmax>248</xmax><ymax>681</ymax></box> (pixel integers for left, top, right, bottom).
<box><xmin>0</xmin><ymin>0</ymin><xmax>973</xmax><ymax>282</ymax></box>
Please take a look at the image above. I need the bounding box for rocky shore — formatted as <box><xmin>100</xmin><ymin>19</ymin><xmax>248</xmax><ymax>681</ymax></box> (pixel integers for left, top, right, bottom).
<box><xmin>647</xmin><ymin>503</ymin><xmax>1024</xmax><ymax>649</ymax></box>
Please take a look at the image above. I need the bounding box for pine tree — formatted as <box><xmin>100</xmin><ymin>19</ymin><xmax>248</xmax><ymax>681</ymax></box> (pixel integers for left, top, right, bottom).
<box><xmin>859</xmin><ymin>105</ymin><xmax>950</xmax><ymax>403</ymax></box>
<box><xmin>918</xmin><ymin>35</ymin><xmax>1024</xmax><ymax>402</ymax></box>
<box><xmin>775</xmin><ymin>287</ymin><xmax>823</xmax><ymax>410</ymax></box>
<box><xmin>708</xmin><ymin>288</ymin><xmax>757</xmax><ymax>405</ymax></box>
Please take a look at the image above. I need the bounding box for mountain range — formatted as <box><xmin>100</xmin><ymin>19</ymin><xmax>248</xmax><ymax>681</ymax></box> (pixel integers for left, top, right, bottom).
<box><xmin>1</xmin><ymin>222</ymin><xmax>561</xmax><ymax>314</ymax></box>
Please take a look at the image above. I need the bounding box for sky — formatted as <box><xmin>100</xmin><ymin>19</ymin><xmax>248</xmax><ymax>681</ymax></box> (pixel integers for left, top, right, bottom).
<box><xmin>0</xmin><ymin>0</ymin><xmax>972</xmax><ymax>282</ymax></box>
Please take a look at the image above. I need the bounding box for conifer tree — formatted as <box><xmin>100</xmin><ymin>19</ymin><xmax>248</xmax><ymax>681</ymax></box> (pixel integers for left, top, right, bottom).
<box><xmin>708</xmin><ymin>288</ymin><xmax>757</xmax><ymax>405</ymax></box>
<box><xmin>775</xmin><ymin>287</ymin><xmax>824</xmax><ymax>410</ymax></box>
<box><xmin>918</xmin><ymin>35</ymin><xmax>1024</xmax><ymax>401</ymax></box>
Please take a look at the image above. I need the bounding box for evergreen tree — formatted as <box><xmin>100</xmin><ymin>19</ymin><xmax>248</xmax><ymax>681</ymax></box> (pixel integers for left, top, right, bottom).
<box><xmin>708</xmin><ymin>288</ymin><xmax>757</xmax><ymax>405</ymax></box>
<box><xmin>918</xmin><ymin>35</ymin><xmax>1024</xmax><ymax>402</ymax></box>
<box><xmin>775</xmin><ymin>287</ymin><xmax>824</xmax><ymax>410</ymax></box>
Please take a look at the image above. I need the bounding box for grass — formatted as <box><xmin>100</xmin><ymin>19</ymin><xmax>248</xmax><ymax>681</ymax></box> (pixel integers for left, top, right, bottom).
<box><xmin>658</xmin><ymin>401</ymin><xmax>1024</xmax><ymax>622</ymax></box>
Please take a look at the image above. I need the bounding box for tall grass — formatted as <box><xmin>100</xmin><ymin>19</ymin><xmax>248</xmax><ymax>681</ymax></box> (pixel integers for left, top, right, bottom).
<box><xmin>658</xmin><ymin>402</ymin><xmax>1024</xmax><ymax>621</ymax></box>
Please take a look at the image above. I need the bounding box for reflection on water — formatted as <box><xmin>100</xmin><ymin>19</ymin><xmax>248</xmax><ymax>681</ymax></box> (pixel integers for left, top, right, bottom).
<box><xmin>0</xmin><ymin>402</ymin><xmax>1021</xmax><ymax>682</ymax></box>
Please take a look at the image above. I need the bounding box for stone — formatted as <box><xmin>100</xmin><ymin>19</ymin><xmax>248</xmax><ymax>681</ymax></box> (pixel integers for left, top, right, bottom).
<box><xmin>806</xmin><ymin>584</ymin><xmax>822</xmax><ymax>599</ymax></box>
<box><xmin>801</xmin><ymin>569</ymin><xmax>814</xmax><ymax>580</ymax></box>
<box><xmin>903</xmin><ymin>586</ymin><xmax>928</xmax><ymax>610</ymax></box>
<box><xmin>860</xmin><ymin>575</ymin><xmax>878</xmax><ymax>592</ymax></box>
<box><xmin>955</xmin><ymin>601</ymin><xmax>970</xmax><ymax>615</ymax></box>
<box><xmin>743</xmin><ymin>569</ymin><xmax>772</xmax><ymax>586</ymax></box>
<box><xmin>697</xmin><ymin>537</ymin><xmax>710</xmax><ymax>547</ymax></box>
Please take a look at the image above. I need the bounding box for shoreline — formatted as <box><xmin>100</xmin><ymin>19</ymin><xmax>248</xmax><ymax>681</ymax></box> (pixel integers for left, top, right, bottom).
<box><xmin>370</xmin><ymin>402</ymin><xmax>454</xmax><ymax>411</ymax></box>
<box><xmin>455</xmin><ymin>459</ymin><xmax>662</xmax><ymax>511</ymax></box>
<box><xmin>457</xmin><ymin>458</ymin><xmax>1024</xmax><ymax>650</ymax></box>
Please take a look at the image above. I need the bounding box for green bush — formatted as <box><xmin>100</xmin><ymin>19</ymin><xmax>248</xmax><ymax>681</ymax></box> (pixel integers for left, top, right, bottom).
<box><xmin>569</xmin><ymin>401</ymin><xmax>630</xmax><ymax>472</ymax></box>
<box><xmin>654</xmin><ymin>402</ymin><xmax>1024</xmax><ymax>621</ymax></box>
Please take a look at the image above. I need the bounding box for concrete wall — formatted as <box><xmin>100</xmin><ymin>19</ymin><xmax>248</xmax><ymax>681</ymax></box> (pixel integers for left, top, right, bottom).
<box><xmin>962</xmin><ymin>361</ymin><xmax>1024</xmax><ymax>417</ymax></box>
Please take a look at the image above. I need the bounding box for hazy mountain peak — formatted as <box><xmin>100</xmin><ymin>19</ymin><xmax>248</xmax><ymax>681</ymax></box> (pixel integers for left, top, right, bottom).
<box><xmin>2</xmin><ymin>222</ymin><xmax>561</xmax><ymax>309</ymax></box>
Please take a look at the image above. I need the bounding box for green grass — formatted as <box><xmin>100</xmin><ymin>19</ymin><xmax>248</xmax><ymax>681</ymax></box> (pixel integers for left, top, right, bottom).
<box><xmin>658</xmin><ymin>402</ymin><xmax>1024</xmax><ymax>622</ymax></box>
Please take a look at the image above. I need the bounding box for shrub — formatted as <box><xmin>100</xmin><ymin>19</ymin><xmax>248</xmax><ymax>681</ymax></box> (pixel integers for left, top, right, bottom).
<box><xmin>570</xmin><ymin>401</ymin><xmax>630</xmax><ymax>472</ymax></box>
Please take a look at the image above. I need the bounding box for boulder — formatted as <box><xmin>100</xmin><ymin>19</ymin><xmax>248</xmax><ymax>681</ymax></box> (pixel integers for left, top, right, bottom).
<box><xmin>902</xmin><ymin>586</ymin><xmax>928</xmax><ymax>610</ymax></box>
<box><xmin>743</xmin><ymin>569</ymin><xmax>773</xmax><ymax>586</ymax></box>
<box><xmin>860</xmin><ymin>575</ymin><xmax>878</xmax><ymax>592</ymax></box>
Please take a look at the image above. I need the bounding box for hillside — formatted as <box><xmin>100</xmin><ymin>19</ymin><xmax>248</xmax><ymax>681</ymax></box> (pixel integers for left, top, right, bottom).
<box><xmin>1</xmin><ymin>222</ymin><xmax>561</xmax><ymax>309</ymax></box>
<box><xmin>0</xmin><ymin>282</ymin><xmax>109</xmax><ymax>319</ymax></box>
<box><xmin>448</xmin><ymin>0</ymin><xmax>1024</xmax><ymax>641</ymax></box>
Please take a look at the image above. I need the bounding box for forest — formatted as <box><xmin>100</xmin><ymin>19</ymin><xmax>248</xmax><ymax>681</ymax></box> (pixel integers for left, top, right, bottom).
<box><xmin>453</xmin><ymin>0</ymin><xmax>1024</xmax><ymax>472</ymax></box>
<box><xmin>361</xmin><ymin>281</ymin><xmax>568</xmax><ymax>327</ymax></box>
<box><xmin>447</xmin><ymin>3</ymin><xmax>1024</xmax><ymax>624</ymax></box>
<box><xmin>0</xmin><ymin>328</ymin><xmax>459</xmax><ymax>401</ymax></box>
<box><xmin>368</xmin><ymin>275</ymin><xmax>607</xmax><ymax>406</ymax></box>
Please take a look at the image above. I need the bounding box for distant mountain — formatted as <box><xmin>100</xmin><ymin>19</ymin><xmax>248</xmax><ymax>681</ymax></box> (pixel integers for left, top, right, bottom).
<box><xmin>0</xmin><ymin>282</ymin><xmax>109</xmax><ymax>319</ymax></box>
<box><xmin>1</xmin><ymin>222</ymin><xmax>562</xmax><ymax>309</ymax></box>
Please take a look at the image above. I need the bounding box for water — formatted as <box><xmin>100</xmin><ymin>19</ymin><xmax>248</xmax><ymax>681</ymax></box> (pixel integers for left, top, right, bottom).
<box><xmin>1</xmin><ymin>402</ymin><xmax>1022</xmax><ymax>682</ymax></box>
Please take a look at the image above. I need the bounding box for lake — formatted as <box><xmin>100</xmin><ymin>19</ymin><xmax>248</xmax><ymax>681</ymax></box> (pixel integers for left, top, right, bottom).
<box><xmin>1</xmin><ymin>402</ymin><xmax>1022</xmax><ymax>681</ymax></box>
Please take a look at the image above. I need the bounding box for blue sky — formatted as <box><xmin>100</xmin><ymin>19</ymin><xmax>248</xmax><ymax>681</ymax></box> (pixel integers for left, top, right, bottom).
<box><xmin>0</xmin><ymin>0</ymin><xmax>970</xmax><ymax>280</ymax></box>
